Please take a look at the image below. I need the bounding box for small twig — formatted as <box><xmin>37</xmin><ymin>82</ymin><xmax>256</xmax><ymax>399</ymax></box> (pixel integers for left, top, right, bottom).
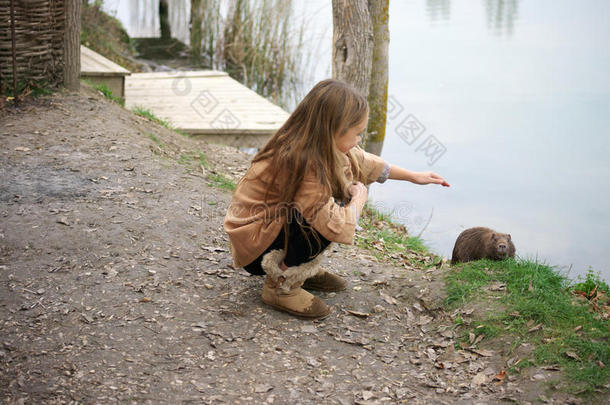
<box><xmin>30</xmin><ymin>297</ymin><xmax>46</xmax><ymax>309</ymax></box>
<box><xmin>142</xmin><ymin>324</ymin><xmax>160</xmax><ymax>334</ymax></box>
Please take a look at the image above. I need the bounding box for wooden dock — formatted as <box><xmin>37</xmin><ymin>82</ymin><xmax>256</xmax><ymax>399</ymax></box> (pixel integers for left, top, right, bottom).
<box><xmin>80</xmin><ymin>45</ymin><xmax>131</xmax><ymax>99</ymax></box>
<box><xmin>124</xmin><ymin>71</ymin><xmax>290</xmax><ymax>148</ymax></box>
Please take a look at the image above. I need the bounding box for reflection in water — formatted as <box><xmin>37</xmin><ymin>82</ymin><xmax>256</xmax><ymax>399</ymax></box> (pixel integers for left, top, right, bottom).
<box><xmin>121</xmin><ymin>0</ymin><xmax>190</xmax><ymax>44</ymax></box>
<box><xmin>130</xmin><ymin>0</ymin><xmax>159</xmax><ymax>38</ymax></box>
<box><xmin>168</xmin><ymin>0</ymin><xmax>190</xmax><ymax>45</ymax></box>
<box><xmin>426</xmin><ymin>0</ymin><xmax>451</xmax><ymax>22</ymax></box>
<box><xmin>485</xmin><ymin>0</ymin><xmax>519</xmax><ymax>37</ymax></box>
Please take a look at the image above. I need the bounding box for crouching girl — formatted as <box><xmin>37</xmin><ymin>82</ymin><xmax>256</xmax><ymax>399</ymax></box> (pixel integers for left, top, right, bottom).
<box><xmin>224</xmin><ymin>79</ymin><xmax>449</xmax><ymax>319</ymax></box>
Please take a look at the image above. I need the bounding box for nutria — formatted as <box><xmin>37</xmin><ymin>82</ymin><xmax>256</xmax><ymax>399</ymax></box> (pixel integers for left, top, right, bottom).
<box><xmin>451</xmin><ymin>227</ymin><xmax>515</xmax><ymax>265</ymax></box>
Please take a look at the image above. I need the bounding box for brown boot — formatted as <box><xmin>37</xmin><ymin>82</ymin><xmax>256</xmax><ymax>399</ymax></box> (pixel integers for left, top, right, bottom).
<box><xmin>260</xmin><ymin>250</ymin><xmax>330</xmax><ymax>319</ymax></box>
<box><xmin>302</xmin><ymin>268</ymin><xmax>347</xmax><ymax>292</ymax></box>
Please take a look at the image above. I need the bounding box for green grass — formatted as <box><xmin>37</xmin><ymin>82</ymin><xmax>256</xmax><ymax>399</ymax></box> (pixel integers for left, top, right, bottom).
<box><xmin>207</xmin><ymin>173</ymin><xmax>235</xmax><ymax>191</ymax></box>
<box><xmin>177</xmin><ymin>153</ymin><xmax>192</xmax><ymax>165</ymax></box>
<box><xmin>174</xmin><ymin>129</ymin><xmax>191</xmax><ymax>138</ymax></box>
<box><xmin>132</xmin><ymin>106</ymin><xmax>172</xmax><ymax>129</ymax></box>
<box><xmin>85</xmin><ymin>80</ymin><xmax>125</xmax><ymax>106</ymax></box>
<box><xmin>2</xmin><ymin>80</ymin><xmax>53</xmax><ymax>100</ymax></box>
<box><xmin>445</xmin><ymin>260</ymin><xmax>493</xmax><ymax>306</ymax></box>
<box><xmin>573</xmin><ymin>267</ymin><xmax>610</xmax><ymax>296</ymax></box>
<box><xmin>197</xmin><ymin>151</ymin><xmax>208</xmax><ymax>168</ymax></box>
<box><xmin>146</xmin><ymin>132</ymin><xmax>164</xmax><ymax>147</ymax></box>
<box><xmin>174</xmin><ymin>150</ymin><xmax>233</xmax><ymax>191</ymax></box>
<box><xmin>446</xmin><ymin>258</ymin><xmax>610</xmax><ymax>396</ymax></box>
<box><xmin>355</xmin><ymin>205</ymin><xmax>436</xmax><ymax>267</ymax></box>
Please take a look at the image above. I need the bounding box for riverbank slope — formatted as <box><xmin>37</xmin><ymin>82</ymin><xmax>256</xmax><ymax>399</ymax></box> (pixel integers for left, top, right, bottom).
<box><xmin>0</xmin><ymin>86</ymin><xmax>607</xmax><ymax>404</ymax></box>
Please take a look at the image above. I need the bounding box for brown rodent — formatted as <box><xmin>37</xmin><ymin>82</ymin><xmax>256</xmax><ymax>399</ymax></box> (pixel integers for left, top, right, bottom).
<box><xmin>451</xmin><ymin>227</ymin><xmax>515</xmax><ymax>265</ymax></box>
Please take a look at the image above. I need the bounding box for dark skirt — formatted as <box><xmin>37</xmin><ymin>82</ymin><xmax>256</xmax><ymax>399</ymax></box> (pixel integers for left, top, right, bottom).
<box><xmin>243</xmin><ymin>212</ymin><xmax>331</xmax><ymax>275</ymax></box>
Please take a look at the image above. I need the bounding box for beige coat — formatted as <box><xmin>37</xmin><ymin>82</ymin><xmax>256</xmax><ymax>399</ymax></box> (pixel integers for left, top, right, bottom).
<box><xmin>223</xmin><ymin>146</ymin><xmax>387</xmax><ymax>268</ymax></box>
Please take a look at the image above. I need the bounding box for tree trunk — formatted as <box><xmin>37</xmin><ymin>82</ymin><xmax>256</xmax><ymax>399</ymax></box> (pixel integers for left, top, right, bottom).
<box><xmin>63</xmin><ymin>0</ymin><xmax>81</xmax><ymax>91</ymax></box>
<box><xmin>191</xmin><ymin>0</ymin><xmax>202</xmax><ymax>63</ymax></box>
<box><xmin>159</xmin><ymin>0</ymin><xmax>171</xmax><ymax>40</ymax></box>
<box><xmin>364</xmin><ymin>0</ymin><xmax>389</xmax><ymax>156</ymax></box>
<box><xmin>9</xmin><ymin>0</ymin><xmax>17</xmax><ymax>102</ymax></box>
<box><xmin>331</xmin><ymin>0</ymin><xmax>373</xmax><ymax>98</ymax></box>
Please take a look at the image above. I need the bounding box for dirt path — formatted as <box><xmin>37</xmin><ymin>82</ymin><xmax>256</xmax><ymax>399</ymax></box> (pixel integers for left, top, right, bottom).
<box><xmin>0</xmin><ymin>88</ymin><xmax>568</xmax><ymax>404</ymax></box>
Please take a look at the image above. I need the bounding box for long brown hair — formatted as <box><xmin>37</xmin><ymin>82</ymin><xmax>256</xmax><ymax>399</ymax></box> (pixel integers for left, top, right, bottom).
<box><xmin>251</xmin><ymin>79</ymin><xmax>368</xmax><ymax>254</ymax></box>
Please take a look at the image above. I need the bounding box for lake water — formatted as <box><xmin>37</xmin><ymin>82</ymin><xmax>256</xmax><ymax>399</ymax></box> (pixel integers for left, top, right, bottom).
<box><xmin>101</xmin><ymin>0</ymin><xmax>610</xmax><ymax>281</ymax></box>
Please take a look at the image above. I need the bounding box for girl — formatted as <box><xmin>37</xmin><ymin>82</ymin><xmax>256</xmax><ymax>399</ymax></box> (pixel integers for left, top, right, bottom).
<box><xmin>224</xmin><ymin>79</ymin><xmax>449</xmax><ymax>319</ymax></box>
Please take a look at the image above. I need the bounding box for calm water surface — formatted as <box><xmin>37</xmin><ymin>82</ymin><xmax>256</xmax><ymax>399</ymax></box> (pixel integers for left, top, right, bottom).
<box><xmin>103</xmin><ymin>0</ymin><xmax>610</xmax><ymax>281</ymax></box>
<box><xmin>377</xmin><ymin>0</ymin><xmax>610</xmax><ymax>281</ymax></box>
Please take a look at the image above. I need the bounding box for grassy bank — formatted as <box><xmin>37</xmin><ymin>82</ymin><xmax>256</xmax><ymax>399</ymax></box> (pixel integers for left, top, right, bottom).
<box><xmin>446</xmin><ymin>259</ymin><xmax>609</xmax><ymax>396</ymax></box>
<box><xmin>355</xmin><ymin>205</ymin><xmax>440</xmax><ymax>268</ymax></box>
<box><xmin>354</xmin><ymin>208</ymin><xmax>609</xmax><ymax>398</ymax></box>
<box><xmin>81</xmin><ymin>1</ymin><xmax>142</xmax><ymax>72</ymax></box>
<box><xmin>81</xmin><ymin>79</ymin><xmax>236</xmax><ymax>193</ymax></box>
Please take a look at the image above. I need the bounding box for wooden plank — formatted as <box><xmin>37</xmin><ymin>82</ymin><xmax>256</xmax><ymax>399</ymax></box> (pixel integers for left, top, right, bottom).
<box><xmin>80</xmin><ymin>46</ymin><xmax>130</xmax><ymax>76</ymax></box>
<box><xmin>125</xmin><ymin>70</ymin><xmax>290</xmax><ymax>136</ymax></box>
<box><xmin>128</xmin><ymin>71</ymin><xmax>227</xmax><ymax>79</ymax></box>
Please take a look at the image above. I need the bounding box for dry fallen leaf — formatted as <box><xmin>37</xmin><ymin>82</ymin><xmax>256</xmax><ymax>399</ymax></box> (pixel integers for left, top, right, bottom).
<box><xmin>470</xmin><ymin>348</ymin><xmax>494</xmax><ymax>357</ymax></box>
<box><xmin>565</xmin><ymin>351</ymin><xmax>581</xmax><ymax>361</ymax></box>
<box><xmin>301</xmin><ymin>325</ymin><xmax>317</xmax><ymax>334</ymax></box>
<box><xmin>140</xmin><ymin>297</ymin><xmax>152</xmax><ymax>303</ymax></box>
<box><xmin>191</xmin><ymin>380</ymin><xmax>206</xmax><ymax>393</ymax></box>
<box><xmin>528</xmin><ymin>323</ymin><xmax>543</xmax><ymax>333</ymax></box>
<box><xmin>372</xmin><ymin>240</ymin><xmax>384</xmax><ymax>251</ymax></box>
<box><xmin>57</xmin><ymin>217</ymin><xmax>70</xmax><ymax>226</ymax></box>
<box><xmin>489</xmin><ymin>282</ymin><xmax>507</xmax><ymax>291</ymax></box>
<box><xmin>201</xmin><ymin>246</ymin><xmax>227</xmax><ymax>252</ymax></box>
<box><xmin>471</xmin><ymin>372</ymin><xmax>488</xmax><ymax>386</ymax></box>
<box><xmin>380</xmin><ymin>291</ymin><xmax>397</xmax><ymax>305</ymax></box>
<box><xmin>417</xmin><ymin>315</ymin><xmax>433</xmax><ymax>326</ymax></box>
<box><xmin>440</xmin><ymin>329</ymin><xmax>454</xmax><ymax>339</ymax></box>
<box><xmin>542</xmin><ymin>364</ymin><xmax>561</xmax><ymax>371</ymax></box>
<box><xmin>347</xmin><ymin>310</ymin><xmax>370</xmax><ymax>318</ymax></box>
<box><xmin>362</xmin><ymin>390</ymin><xmax>375</xmax><ymax>400</ymax></box>
<box><xmin>254</xmin><ymin>384</ymin><xmax>273</xmax><ymax>393</ymax></box>
<box><xmin>493</xmin><ymin>369</ymin><xmax>507</xmax><ymax>385</ymax></box>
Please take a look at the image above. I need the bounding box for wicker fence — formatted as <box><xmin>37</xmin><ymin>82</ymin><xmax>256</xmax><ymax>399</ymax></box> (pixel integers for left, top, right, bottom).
<box><xmin>0</xmin><ymin>0</ymin><xmax>66</xmax><ymax>89</ymax></box>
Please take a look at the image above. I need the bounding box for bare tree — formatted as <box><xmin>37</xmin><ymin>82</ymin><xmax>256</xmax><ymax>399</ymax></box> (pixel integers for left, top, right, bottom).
<box><xmin>365</xmin><ymin>0</ymin><xmax>389</xmax><ymax>156</ymax></box>
<box><xmin>63</xmin><ymin>0</ymin><xmax>81</xmax><ymax>91</ymax></box>
<box><xmin>331</xmin><ymin>0</ymin><xmax>373</xmax><ymax>98</ymax></box>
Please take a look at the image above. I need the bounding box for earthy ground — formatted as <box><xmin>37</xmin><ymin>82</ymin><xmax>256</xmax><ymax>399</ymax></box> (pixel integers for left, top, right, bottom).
<box><xmin>0</xmin><ymin>88</ymin><xmax>584</xmax><ymax>404</ymax></box>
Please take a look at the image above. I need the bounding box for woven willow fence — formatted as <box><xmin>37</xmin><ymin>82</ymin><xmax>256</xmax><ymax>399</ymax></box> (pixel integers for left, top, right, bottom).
<box><xmin>0</xmin><ymin>0</ymin><xmax>66</xmax><ymax>88</ymax></box>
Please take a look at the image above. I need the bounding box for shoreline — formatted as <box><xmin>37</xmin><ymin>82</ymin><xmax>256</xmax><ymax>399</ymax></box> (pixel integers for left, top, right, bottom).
<box><xmin>0</xmin><ymin>85</ymin><xmax>607</xmax><ymax>402</ymax></box>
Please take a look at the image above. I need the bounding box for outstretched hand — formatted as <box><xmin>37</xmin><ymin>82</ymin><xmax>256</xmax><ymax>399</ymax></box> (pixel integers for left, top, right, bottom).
<box><xmin>413</xmin><ymin>171</ymin><xmax>450</xmax><ymax>187</ymax></box>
